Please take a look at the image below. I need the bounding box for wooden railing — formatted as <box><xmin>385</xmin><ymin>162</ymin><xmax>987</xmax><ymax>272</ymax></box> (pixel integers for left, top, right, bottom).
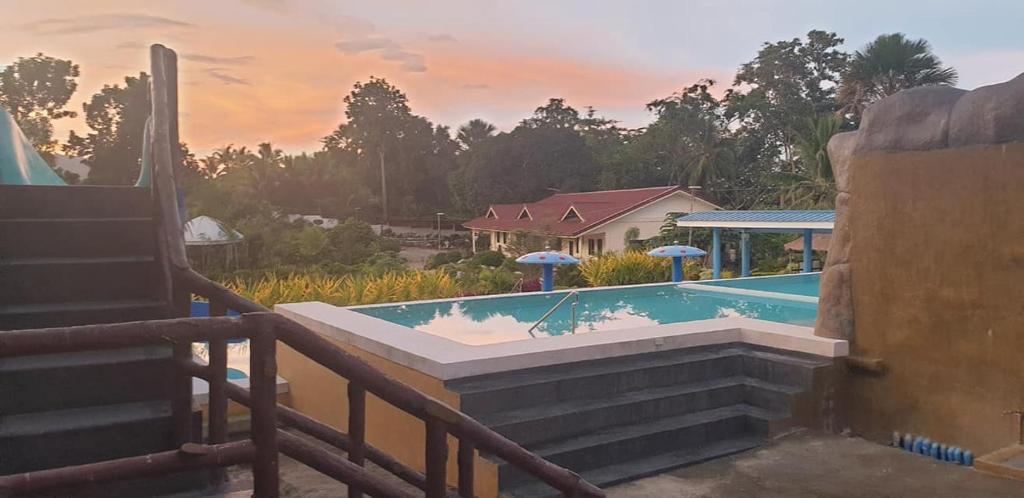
<box><xmin>0</xmin><ymin>43</ymin><xmax>605</xmax><ymax>498</ymax></box>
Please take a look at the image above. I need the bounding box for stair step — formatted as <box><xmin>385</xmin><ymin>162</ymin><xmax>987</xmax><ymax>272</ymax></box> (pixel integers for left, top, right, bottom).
<box><xmin>0</xmin><ymin>298</ymin><xmax>168</xmax><ymax>330</ymax></box>
<box><xmin>481</xmin><ymin>376</ymin><xmax>797</xmax><ymax>447</ymax></box>
<box><xmin>0</xmin><ymin>184</ymin><xmax>152</xmax><ymax>220</ymax></box>
<box><xmin>0</xmin><ymin>217</ymin><xmax>156</xmax><ymax>259</ymax></box>
<box><xmin>450</xmin><ymin>345</ymin><xmax>746</xmax><ymax>415</ymax></box>
<box><xmin>0</xmin><ymin>256</ymin><xmax>159</xmax><ymax>305</ymax></box>
<box><xmin>498</xmin><ymin>404</ymin><xmax>780</xmax><ymax>487</ymax></box>
<box><xmin>0</xmin><ymin>347</ymin><xmax>174</xmax><ymax>414</ymax></box>
<box><xmin>0</xmin><ymin>400</ymin><xmax>174</xmax><ymax>474</ymax></box>
<box><xmin>741</xmin><ymin>348</ymin><xmax>833</xmax><ymax>389</ymax></box>
<box><xmin>504</xmin><ymin>436</ymin><xmax>763</xmax><ymax>498</ymax></box>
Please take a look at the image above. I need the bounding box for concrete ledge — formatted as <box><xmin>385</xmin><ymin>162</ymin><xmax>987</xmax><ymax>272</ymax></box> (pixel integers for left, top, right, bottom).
<box><xmin>276</xmin><ymin>302</ymin><xmax>847</xmax><ymax>381</ymax></box>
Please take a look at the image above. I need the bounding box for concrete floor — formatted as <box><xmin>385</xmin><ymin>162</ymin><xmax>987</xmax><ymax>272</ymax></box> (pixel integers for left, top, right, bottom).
<box><xmin>607</xmin><ymin>430</ymin><xmax>1023</xmax><ymax>498</ymax></box>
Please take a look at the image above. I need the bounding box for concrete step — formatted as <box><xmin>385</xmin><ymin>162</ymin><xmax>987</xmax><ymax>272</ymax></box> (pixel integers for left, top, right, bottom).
<box><xmin>503</xmin><ymin>435</ymin><xmax>763</xmax><ymax>498</ymax></box>
<box><xmin>450</xmin><ymin>344</ymin><xmax>746</xmax><ymax>415</ymax></box>
<box><xmin>0</xmin><ymin>217</ymin><xmax>156</xmax><ymax>259</ymax></box>
<box><xmin>480</xmin><ymin>376</ymin><xmax>797</xmax><ymax>447</ymax></box>
<box><xmin>741</xmin><ymin>348</ymin><xmax>832</xmax><ymax>390</ymax></box>
<box><xmin>497</xmin><ymin>404</ymin><xmax>780</xmax><ymax>488</ymax></box>
<box><xmin>0</xmin><ymin>298</ymin><xmax>168</xmax><ymax>330</ymax></box>
<box><xmin>0</xmin><ymin>185</ymin><xmax>152</xmax><ymax>220</ymax></box>
<box><xmin>0</xmin><ymin>256</ymin><xmax>160</xmax><ymax>305</ymax></box>
<box><xmin>0</xmin><ymin>400</ymin><xmax>174</xmax><ymax>474</ymax></box>
<box><xmin>0</xmin><ymin>346</ymin><xmax>174</xmax><ymax>415</ymax></box>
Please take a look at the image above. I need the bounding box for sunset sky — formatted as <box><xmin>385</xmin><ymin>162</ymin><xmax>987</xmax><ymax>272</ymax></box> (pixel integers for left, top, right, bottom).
<box><xmin>3</xmin><ymin>0</ymin><xmax>1024</xmax><ymax>155</ymax></box>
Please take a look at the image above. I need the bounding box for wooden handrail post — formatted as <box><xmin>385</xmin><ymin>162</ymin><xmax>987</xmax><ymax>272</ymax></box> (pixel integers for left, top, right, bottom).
<box><xmin>249</xmin><ymin>320</ymin><xmax>279</xmax><ymax>497</ymax></box>
<box><xmin>347</xmin><ymin>384</ymin><xmax>367</xmax><ymax>498</ymax></box>
<box><xmin>457</xmin><ymin>438</ymin><xmax>475</xmax><ymax>498</ymax></box>
<box><xmin>425</xmin><ymin>419</ymin><xmax>449</xmax><ymax>498</ymax></box>
<box><xmin>207</xmin><ymin>336</ymin><xmax>228</xmax><ymax>484</ymax></box>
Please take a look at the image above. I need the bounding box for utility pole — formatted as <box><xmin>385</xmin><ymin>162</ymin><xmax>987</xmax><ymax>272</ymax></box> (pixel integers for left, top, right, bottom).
<box><xmin>436</xmin><ymin>212</ymin><xmax>445</xmax><ymax>251</ymax></box>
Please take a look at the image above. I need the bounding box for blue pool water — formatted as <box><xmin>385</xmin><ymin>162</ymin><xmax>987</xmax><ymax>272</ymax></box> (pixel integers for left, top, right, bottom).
<box><xmin>691</xmin><ymin>273</ymin><xmax>821</xmax><ymax>297</ymax></box>
<box><xmin>354</xmin><ymin>274</ymin><xmax>819</xmax><ymax>345</ymax></box>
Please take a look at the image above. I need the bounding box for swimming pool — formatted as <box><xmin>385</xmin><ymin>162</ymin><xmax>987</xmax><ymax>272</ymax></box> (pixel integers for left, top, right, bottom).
<box><xmin>353</xmin><ymin>274</ymin><xmax>819</xmax><ymax>345</ymax></box>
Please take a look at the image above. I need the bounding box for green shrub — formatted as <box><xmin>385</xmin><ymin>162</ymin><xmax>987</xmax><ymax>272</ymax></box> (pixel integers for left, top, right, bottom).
<box><xmin>471</xmin><ymin>250</ymin><xmax>505</xmax><ymax>267</ymax></box>
<box><xmin>425</xmin><ymin>250</ymin><xmax>464</xmax><ymax>270</ymax></box>
<box><xmin>579</xmin><ymin>251</ymin><xmax>671</xmax><ymax>286</ymax></box>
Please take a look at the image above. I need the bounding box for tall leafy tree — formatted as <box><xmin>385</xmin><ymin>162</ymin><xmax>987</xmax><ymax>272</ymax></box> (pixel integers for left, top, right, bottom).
<box><xmin>0</xmin><ymin>53</ymin><xmax>80</xmax><ymax>164</ymax></box>
<box><xmin>65</xmin><ymin>73</ymin><xmax>151</xmax><ymax>185</ymax></box>
<box><xmin>727</xmin><ymin>31</ymin><xmax>848</xmax><ymax>173</ymax></box>
<box><xmin>775</xmin><ymin>115</ymin><xmax>841</xmax><ymax>208</ymax></box>
<box><xmin>456</xmin><ymin>119</ymin><xmax>496</xmax><ymax>149</ymax></box>
<box><xmin>839</xmin><ymin>33</ymin><xmax>958</xmax><ymax>118</ymax></box>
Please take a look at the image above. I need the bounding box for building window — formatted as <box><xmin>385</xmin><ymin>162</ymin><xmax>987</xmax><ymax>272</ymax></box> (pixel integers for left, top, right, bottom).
<box><xmin>567</xmin><ymin>240</ymin><xmax>577</xmax><ymax>256</ymax></box>
<box><xmin>500</xmin><ymin>232</ymin><xmax>509</xmax><ymax>245</ymax></box>
<box><xmin>588</xmin><ymin>238</ymin><xmax>603</xmax><ymax>256</ymax></box>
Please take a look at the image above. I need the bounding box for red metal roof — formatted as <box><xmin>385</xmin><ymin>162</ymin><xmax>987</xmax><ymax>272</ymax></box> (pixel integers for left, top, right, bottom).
<box><xmin>464</xmin><ymin>186</ymin><xmax>686</xmax><ymax>237</ymax></box>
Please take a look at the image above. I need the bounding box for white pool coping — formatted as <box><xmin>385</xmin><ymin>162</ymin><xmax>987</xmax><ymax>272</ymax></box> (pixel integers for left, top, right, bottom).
<box><xmin>275</xmin><ymin>301</ymin><xmax>847</xmax><ymax>381</ymax></box>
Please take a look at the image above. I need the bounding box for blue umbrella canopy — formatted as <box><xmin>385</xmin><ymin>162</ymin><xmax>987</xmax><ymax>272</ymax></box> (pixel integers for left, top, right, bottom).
<box><xmin>647</xmin><ymin>245</ymin><xmax>706</xmax><ymax>258</ymax></box>
<box><xmin>515</xmin><ymin>251</ymin><xmax>580</xmax><ymax>265</ymax></box>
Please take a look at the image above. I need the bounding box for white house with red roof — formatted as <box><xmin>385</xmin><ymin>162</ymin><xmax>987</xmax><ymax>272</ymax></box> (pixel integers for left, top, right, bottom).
<box><xmin>463</xmin><ymin>186</ymin><xmax>720</xmax><ymax>257</ymax></box>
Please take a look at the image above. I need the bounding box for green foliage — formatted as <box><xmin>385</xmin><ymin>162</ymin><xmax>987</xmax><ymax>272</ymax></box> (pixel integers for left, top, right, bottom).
<box><xmin>579</xmin><ymin>252</ymin><xmax>672</xmax><ymax>287</ymax></box>
<box><xmin>839</xmin><ymin>33</ymin><xmax>958</xmax><ymax>119</ymax></box>
<box><xmin>425</xmin><ymin>250</ymin><xmax>464</xmax><ymax>270</ymax></box>
<box><xmin>0</xmin><ymin>53</ymin><xmax>79</xmax><ymax>164</ymax></box>
<box><xmin>470</xmin><ymin>250</ymin><xmax>505</xmax><ymax>268</ymax></box>
<box><xmin>64</xmin><ymin>72</ymin><xmax>174</xmax><ymax>185</ymax></box>
<box><xmin>227</xmin><ymin>271</ymin><xmax>459</xmax><ymax>307</ymax></box>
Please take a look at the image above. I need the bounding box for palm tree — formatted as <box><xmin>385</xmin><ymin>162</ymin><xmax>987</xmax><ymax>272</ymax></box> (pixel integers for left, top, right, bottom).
<box><xmin>672</xmin><ymin>118</ymin><xmax>735</xmax><ymax>187</ymax></box>
<box><xmin>776</xmin><ymin>115</ymin><xmax>840</xmax><ymax>208</ymax></box>
<box><xmin>456</xmin><ymin>119</ymin><xmax>496</xmax><ymax>150</ymax></box>
<box><xmin>244</xmin><ymin>142</ymin><xmax>283</xmax><ymax>199</ymax></box>
<box><xmin>839</xmin><ymin>33</ymin><xmax>958</xmax><ymax>118</ymax></box>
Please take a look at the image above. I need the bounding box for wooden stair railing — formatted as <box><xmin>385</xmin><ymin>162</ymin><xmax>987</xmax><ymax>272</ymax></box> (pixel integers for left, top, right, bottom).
<box><xmin>0</xmin><ymin>43</ymin><xmax>605</xmax><ymax>498</ymax></box>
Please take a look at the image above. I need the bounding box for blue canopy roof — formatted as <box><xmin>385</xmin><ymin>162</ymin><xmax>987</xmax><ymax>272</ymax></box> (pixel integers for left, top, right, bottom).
<box><xmin>647</xmin><ymin>245</ymin><xmax>706</xmax><ymax>258</ymax></box>
<box><xmin>676</xmin><ymin>210</ymin><xmax>835</xmax><ymax>231</ymax></box>
<box><xmin>515</xmin><ymin>251</ymin><xmax>580</xmax><ymax>265</ymax></box>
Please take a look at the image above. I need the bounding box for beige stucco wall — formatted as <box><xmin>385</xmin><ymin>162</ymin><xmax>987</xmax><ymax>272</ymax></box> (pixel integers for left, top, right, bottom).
<box><xmin>846</xmin><ymin>143</ymin><xmax>1024</xmax><ymax>454</ymax></box>
<box><xmin>277</xmin><ymin>338</ymin><xmax>500</xmax><ymax>497</ymax></box>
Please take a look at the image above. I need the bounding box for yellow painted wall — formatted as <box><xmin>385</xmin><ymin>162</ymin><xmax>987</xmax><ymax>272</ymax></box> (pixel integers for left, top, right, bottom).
<box><xmin>847</xmin><ymin>143</ymin><xmax>1024</xmax><ymax>454</ymax></box>
<box><xmin>277</xmin><ymin>337</ymin><xmax>500</xmax><ymax>498</ymax></box>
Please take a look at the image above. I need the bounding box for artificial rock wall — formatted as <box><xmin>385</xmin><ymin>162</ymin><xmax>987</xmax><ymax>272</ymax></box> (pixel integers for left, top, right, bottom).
<box><xmin>816</xmin><ymin>74</ymin><xmax>1024</xmax><ymax>453</ymax></box>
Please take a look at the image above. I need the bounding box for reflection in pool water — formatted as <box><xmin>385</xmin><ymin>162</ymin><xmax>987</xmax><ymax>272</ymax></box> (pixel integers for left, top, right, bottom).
<box><xmin>355</xmin><ymin>283</ymin><xmax>818</xmax><ymax>346</ymax></box>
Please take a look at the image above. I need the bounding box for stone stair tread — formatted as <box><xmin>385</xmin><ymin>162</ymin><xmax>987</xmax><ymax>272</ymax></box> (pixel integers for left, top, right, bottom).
<box><xmin>514</xmin><ymin>404</ymin><xmax>778</xmax><ymax>461</ymax></box>
<box><xmin>504</xmin><ymin>435</ymin><xmax>763</xmax><ymax>498</ymax></box>
<box><xmin>479</xmin><ymin>376</ymin><xmax>800</xmax><ymax>430</ymax></box>
<box><xmin>0</xmin><ymin>346</ymin><xmax>171</xmax><ymax>372</ymax></box>
<box><xmin>0</xmin><ymin>298</ymin><xmax>166</xmax><ymax>315</ymax></box>
<box><xmin>477</xmin><ymin>376</ymin><xmax>743</xmax><ymax>428</ymax></box>
<box><xmin>744</xmin><ymin>348</ymin><xmax>833</xmax><ymax>368</ymax></box>
<box><xmin>447</xmin><ymin>345</ymin><xmax>747</xmax><ymax>394</ymax></box>
<box><xmin>0</xmin><ymin>400</ymin><xmax>171</xmax><ymax>437</ymax></box>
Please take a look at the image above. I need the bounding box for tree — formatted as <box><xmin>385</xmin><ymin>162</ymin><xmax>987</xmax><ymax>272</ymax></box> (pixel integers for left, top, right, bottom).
<box><xmin>0</xmin><ymin>53</ymin><xmax>79</xmax><ymax>164</ymax></box>
<box><xmin>65</xmin><ymin>73</ymin><xmax>151</xmax><ymax>185</ymax></box>
<box><xmin>839</xmin><ymin>33</ymin><xmax>958</xmax><ymax>119</ymax></box>
<box><xmin>323</xmin><ymin>77</ymin><xmax>412</xmax><ymax>224</ymax></box>
<box><xmin>456</xmin><ymin>119</ymin><xmax>496</xmax><ymax>150</ymax></box>
<box><xmin>727</xmin><ymin>31</ymin><xmax>848</xmax><ymax>173</ymax></box>
<box><xmin>775</xmin><ymin>115</ymin><xmax>841</xmax><ymax>208</ymax></box>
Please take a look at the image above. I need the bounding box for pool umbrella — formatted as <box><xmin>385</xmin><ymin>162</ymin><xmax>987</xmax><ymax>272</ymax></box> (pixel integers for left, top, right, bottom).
<box><xmin>648</xmin><ymin>243</ymin><xmax>706</xmax><ymax>282</ymax></box>
<box><xmin>515</xmin><ymin>251</ymin><xmax>580</xmax><ymax>292</ymax></box>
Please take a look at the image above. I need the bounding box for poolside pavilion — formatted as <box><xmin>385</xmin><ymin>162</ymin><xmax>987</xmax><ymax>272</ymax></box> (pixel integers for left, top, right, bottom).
<box><xmin>676</xmin><ymin>210</ymin><xmax>835</xmax><ymax>278</ymax></box>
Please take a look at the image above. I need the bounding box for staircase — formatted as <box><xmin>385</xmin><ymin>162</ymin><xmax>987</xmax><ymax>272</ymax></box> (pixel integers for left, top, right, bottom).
<box><xmin>0</xmin><ymin>184</ymin><xmax>185</xmax><ymax>484</ymax></box>
<box><xmin>446</xmin><ymin>343</ymin><xmax>834</xmax><ymax>497</ymax></box>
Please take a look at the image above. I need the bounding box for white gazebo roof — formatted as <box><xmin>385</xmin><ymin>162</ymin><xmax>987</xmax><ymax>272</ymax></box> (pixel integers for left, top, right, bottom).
<box><xmin>183</xmin><ymin>215</ymin><xmax>244</xmax><ymax>246</ymax></box>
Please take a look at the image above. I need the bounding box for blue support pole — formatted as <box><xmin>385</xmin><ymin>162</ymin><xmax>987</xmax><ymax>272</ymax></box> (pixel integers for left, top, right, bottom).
<box><xmin>542</xmin><ymin>264</ymin><xmax>554</xmax><ymax>291</ymax></box>
<box><xmin>740</xmin><ymin>231</ymin><xmax>751</xmax><ymax>277</ymax></box>
<box><xmin>672</xmin><ymin>256</ymin><xmax>684</xmax><ymax>282</ymax></box>
<box><xmin>712</xmin><ymin>228</ymin><xmax>722</xmax><ymax>279</ymax></box>
<box><xmin>803</xmin><ymin>229</ymin><xmax>813</xmax><ymax>273</ymax></box>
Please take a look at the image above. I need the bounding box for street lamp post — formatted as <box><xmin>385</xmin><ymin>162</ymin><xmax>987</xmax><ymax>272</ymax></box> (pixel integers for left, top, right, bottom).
<box><xmin>436</xmin><ymin>212</ymin><xmax>445</xmax><ymax>251</ymax></box>
<box><xmin>687</xmin><ymin>185</ymin><xmax>702</xmax><ymax>246</ymax></box>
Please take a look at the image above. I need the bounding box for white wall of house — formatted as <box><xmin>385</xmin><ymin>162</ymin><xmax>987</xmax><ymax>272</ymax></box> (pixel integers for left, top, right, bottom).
<box><xmin>476</xmin><ymin>192</ymin><xmax>717</xmax><ymax>257</ymax></box>
<box><xmin>581</xmin><ymin>192</ymin><xmax>718</xmax><ymax>254</ymax></box>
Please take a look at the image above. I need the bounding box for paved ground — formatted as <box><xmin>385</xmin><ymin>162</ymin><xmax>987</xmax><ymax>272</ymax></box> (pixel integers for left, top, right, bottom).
<box><xmin>607</xmin><ymin>430</ymin><xmax>1023</xmax><ymax>498</ymax></box>
<box><xmin>399</xmin><ymin>245</ymin><xmax>444</xmax><ymax>269</ymax></box>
